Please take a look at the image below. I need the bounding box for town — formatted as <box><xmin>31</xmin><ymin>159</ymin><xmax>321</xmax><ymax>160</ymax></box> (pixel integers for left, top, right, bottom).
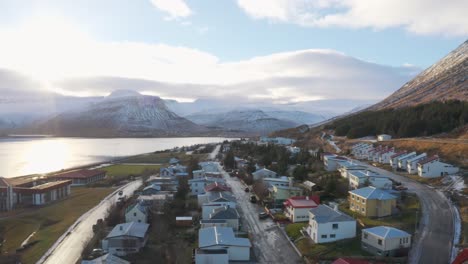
<box><xmin>1</xmin><ymin>135</ymin><xmax>465</xmax><ymax>264</ymax></box>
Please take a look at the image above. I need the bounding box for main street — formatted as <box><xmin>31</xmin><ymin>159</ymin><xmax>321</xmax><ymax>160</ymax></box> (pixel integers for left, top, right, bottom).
<box><xmin>38</xmin><ymin>180</ymin><xmax>143</xmax><ymax>264</ymax></box>
<box><xmin>220</xmin><ymin>166</ymin><xmax>303</xmax><ymax>263</ymax></box>
<box><xmin>353</xmin><ymin>159</ymin><xmax>457</xmax><ymax>264</ymax></box>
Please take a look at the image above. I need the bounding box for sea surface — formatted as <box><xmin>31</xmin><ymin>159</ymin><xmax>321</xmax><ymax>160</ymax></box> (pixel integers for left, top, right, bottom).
<box><xmin>0</xmin><ymin>137</ymin><xmax>229</xmax><ymax>178</ymax></box>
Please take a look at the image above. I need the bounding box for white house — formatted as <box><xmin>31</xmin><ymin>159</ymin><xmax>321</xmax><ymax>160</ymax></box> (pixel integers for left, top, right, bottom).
<box><xmin>263</xmin><ymin>176</ymin><xmax>291</xmax><ymax>188</ymax></box>
<box><xmin>283</xmin><ymin>196</ymin><xmax>319</xmax><ymax>223</ymax></box>
<box><xmin>252</xmin><ymin>168</ymin><xmax>278</xmax><ymax>181</ymax></box>
<box><xmin>197</xmin><ymin>227</ymin><xmax>251</xmax><ymax>261</ymax></box>
<box><xmin>189</xmin><ymin>177</ymin><xmax>226</xmax><ymax>196</ymax></box>
<box><xmin>406</xmin><ymin>153</ymin><xmax>427</xmax><ymax>174</ymax></box>
<box><xmin>361</xmin><ymin>226</ymin><xmax>411</xmax><ymax>257</ymax></box>
<box><xmin>125</xmin><ymin>203</ymin><xmax>148</xmax><ymax>224</ymax></box>
<box><xmin>195</xmin><ymin>249</ymin><xmax>229</xmax><ymax>264</ymax></box>
<box><xmin>377</xmin><ymin>134</ymin><xmax>392</xmax><ymax>141</ymax></box>
<box><xmin>307</xmin><ymin>205</ymin><xmax>356</xmax><ymax>243</ymax></box>
<box><xmin>324</xmin><ymin>156</ymin><xmax>348</xmax><ymax>171</ymax></box>
<box><xmin>417</xmin><ymin>156</ymin><xmax>460</xmax><ymax>178</ymax></box>
<box><xmin>352</xmin><ymin>144</ymin><xmax>374</xmax><ymax>159</ymax></box>
<box><xmin>209</xmin><ymin>206</ymin><xmax>240</xmax><ymax>230</ymax></box>
<box><xmin>102</xmin><ymin>222</ymin><xmax>149</xmax><ymax>256</ymax></box>
<box><xmin>390</xmin><ymin>151</ymin><xmax>407</xmax><ymax>169</ymax></box>
<box><xmin>337</xmin><ymin>161</ymin><xmax>368</xmax><ymax>178</ymax></box>
<box><xmin>348</xmin><ymin>170</ymin><xmax>392</xmax><ymax>190</ymax></box>
<box><xmin>199</xmin><ymin>162</ymin><xmax>219</xmax><ymax>173</ymax></box>
<box><xmin>201</xmin><ymin>193</ymin><xmax>237</xmax><ymax>219</ymax></box>
<box><xmin>397</xmin><ymin>152</ymin><xmax>417</xmax><ymax>170</ymax></box>
<box><xmin>379</xmin><ymin>149</ymin><xmax>396</xmax><ymax>164</ymax></box>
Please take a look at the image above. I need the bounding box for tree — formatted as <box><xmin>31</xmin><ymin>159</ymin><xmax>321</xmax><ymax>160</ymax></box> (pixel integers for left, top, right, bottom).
<box><xmin>187</xmin><ymin>156</ymin><xmax>201</xmax><ymax>178</ymax></box>
<box><xmin>223</xmin><ymin>150</ymin><xmax>236</xmax><ymax>170</ymax></box>
<box><xmin>292</xmin><ymin>165</ymin><xmax>307</xmax><ymax>181</ymax></box>
<box><xmin>246</xmin><ymin>160</ymin><xmax>256</xmax><ymax>174</ymax></box>
<box><xmin>175</xmin><ymin>177</ymin><xmax>189</xmax><ymax>200</ymax></box>
<box><xmin>325</xmin><ymin>176</ymin><xmax>337</xmax><ymax>194</ymax></box>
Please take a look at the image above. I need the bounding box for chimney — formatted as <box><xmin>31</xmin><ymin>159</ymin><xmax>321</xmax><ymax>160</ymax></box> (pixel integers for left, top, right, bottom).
<box><xmin>306</xmin><ymin>196</ymin><xmax>309</xmax><ymax>200</ymax></box>
<box><xmin>289</xmin><ymin>178</ymin><xmax>293</xmax><ymax>188</ymax></box>
<box><xmin>334</xmin><ymin>205</ymin><xmax>339</xmax><ymax>211</ymax></box>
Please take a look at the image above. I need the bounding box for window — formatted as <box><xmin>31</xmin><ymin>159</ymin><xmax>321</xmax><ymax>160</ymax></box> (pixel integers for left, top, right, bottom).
<box><xmin>364</xmin><ymin>233</ymin><xmax>368</xmax><ymax>239</ymax></box>
<box><xmin>321</xmin><ymin>235</ymin><xmax>327</xmax><ymax>239</ymax></box>
<box><xmin>332</xmin><ymin>223</ymin><xmax>338</xmax><ymax>229</ymax></box>
<box><xmin>330</xmin><ymin>234</ymin><xmax>336</xmax><ymax>238</ymax></box>
<box><xmin>378</xmin><ymin>239</ymin><xmax>383</xmax><ymax>245</ymax></box>
<box><xmin>134</xmin><ymin>212</ymin><xmax>137</xmax><ymax>216</ymax></box>
<box><xmin>361</xmin><ymin>208</ymin><xmax>365</xmax><ymax>212</ymax></box>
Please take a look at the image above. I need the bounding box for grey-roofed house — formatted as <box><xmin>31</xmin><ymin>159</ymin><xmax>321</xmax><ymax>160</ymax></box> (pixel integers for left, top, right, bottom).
<box><xmin>197</xmin><ymin>227</ymin><xmax>251</xmax><ymax>261</ymax></box>
<box><xmin>81</xmin><ymin>253</ymin><xmax>130</xmax><ymax>264</ymax></box>
<box><xmin>349</xmin><ymin>187</ymin><xmax>397</xmax><ymax>217</ymax></box>
<box><xmin>125</xmin><ymin>203</ymin><xmax>148</xmax><ymax>223</ymax></box>
<box><xmin>306</xmin><ymin>205</ymin><xmax>356</xmax><ymax>243</ymax></box>
<box><xmin>102</xmin><ymin>222</ymin><xmax>149</xmax><ymax>256</ymax></box>
<box><xmin>201</xmin><ymin>192</ymin><xmax>237</xmax><ymax>219</ymax></box>
<box><xmin>209</xmin><ymin>206</ymin><xmax>240</xmax><ymax>230</ymax></box>
<box><xmin>361</xmin><ymin>226</ymin><xmax>411</xmax><ymax>257</ymax></box>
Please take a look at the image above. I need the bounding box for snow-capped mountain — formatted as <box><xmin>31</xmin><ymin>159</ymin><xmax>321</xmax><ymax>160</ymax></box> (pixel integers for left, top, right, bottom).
<box><xmin>25</xmin><ymin>91</ymin><xmax>206</xmax><ymax>137</ymax></box>
<box><xmin>185</xmin><ymin>109</ymin><xmax>298</xmax><ymax>134</ymax></box>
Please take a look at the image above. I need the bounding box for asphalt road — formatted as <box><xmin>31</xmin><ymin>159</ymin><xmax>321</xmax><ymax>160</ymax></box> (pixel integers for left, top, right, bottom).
<box><xmin>38</xmin><ymin>180</ymin><xmax>143</xmax><ymax>264</ymax></box>
<box><xmin>221</xmin><ymin>167</ymin><xmax>303</xmax><ymax>264</ymax></box>
<box><xmin>354</xmin><ymin>160</ymin><xmax>456</xmax><ymax>264</ymax></box>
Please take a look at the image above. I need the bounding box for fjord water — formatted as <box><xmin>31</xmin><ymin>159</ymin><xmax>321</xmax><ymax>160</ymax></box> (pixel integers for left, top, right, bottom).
<box><xmin>0</xmin><ymin>137</ymin><xmax>228</xmax><ymax>178</ymax></box>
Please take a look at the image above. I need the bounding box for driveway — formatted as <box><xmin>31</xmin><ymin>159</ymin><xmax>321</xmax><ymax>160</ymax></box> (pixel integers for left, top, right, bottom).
<box><xmin>353</xmin><ymin>160</ymin><xmax>456</xmax><ymax>264</ymax></box>
<box><xmin>38</xmin><ymin>180</ymin><xmax>143</xmax><ymax>264</ymax></box>
<box><xmin>221</xmin><ymin>167</ymin><xmax>303</xmax><ymax>264</ymax></box>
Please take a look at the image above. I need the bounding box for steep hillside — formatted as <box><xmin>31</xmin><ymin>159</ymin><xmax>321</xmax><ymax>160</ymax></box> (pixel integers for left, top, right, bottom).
<box><xmin>26</xmin><ymin>91</ymin><xmax>207</xmax><ymax>137</ymax></box>
<box><xmin>370</xmin><ymin>40</ymin><xmax>467</xmax><ymax>110</ymax></box>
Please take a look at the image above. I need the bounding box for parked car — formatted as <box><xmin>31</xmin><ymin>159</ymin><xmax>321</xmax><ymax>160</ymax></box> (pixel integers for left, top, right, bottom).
<box><xmin>395</xmin><ymin>185</ymin><xmax>408</xmax><ymax>191</ymax></box>
<box><xmin>118</xmin><ymin>190</ymin><xmax>123</xmax><ymax>196</ymax></box>
<box><xmin>244</xmin><ymin>187</ymin><xmax>250</xmax><ymax>192</ymax></box>
<box><xmin>250</xmin><ymin>195</ymin><xmax>257</xmax><ymax>203</ymax></box>
<box><xmin>258</xmin><ymin>212</ymin><xmax>269</xmax><ymax>219</ymax></box>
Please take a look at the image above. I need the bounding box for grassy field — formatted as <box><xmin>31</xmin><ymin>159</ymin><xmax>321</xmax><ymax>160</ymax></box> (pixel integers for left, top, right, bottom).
<box><xmin>122</xmin><ymin>151</ymin><xmax>207</xmax><ymax>164</ymax></box>
<box><xmin>102</xmin><ymin>164</ymin><xmax>162</xmax><ymax>178</ymax></box>
<box><xmin>296</xmin><ymin>236</ymin><xmax>371</xmax><ymax>260</ymax></box>
<box><xmin>0</xmin><ymin>187</ymin><xmax>113</xmax><ymax>264</ymax></box>
<box><xmin>285</xmin><ymin>223</ymin><xmax>308</xmax><ymax>240</ymax></box>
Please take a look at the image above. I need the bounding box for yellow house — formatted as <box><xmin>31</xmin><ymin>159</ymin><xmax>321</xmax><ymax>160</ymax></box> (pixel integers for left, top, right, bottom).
<box><xmin>349</xmin><ymin>187</ymin><xmax>397</xmax><ymax>217</ymax></box>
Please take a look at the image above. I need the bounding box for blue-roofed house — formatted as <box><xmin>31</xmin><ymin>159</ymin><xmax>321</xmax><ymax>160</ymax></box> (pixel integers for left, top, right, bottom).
<box><xmin>102</xmin><ymin>222</ymin><xmax>149</xmax><ymax>256</ymax></box>
<box><xmin>306</xmin><ymin>205</ymin><xmax>356</xmax><ymax>243</ymax></box>
<box><xmin>349</xmin><ymin>187</ymin><xmax>397</xmax><ymax>217</ymax></box>
<box><xmin>361</xmin><ymin>226</ymin><xmax>411</xmax><ymax>257</ymax></box>
<box><xmin>197</xmin><ymin>227</ymin><xmax>251</xmax><ymax>261</ymax></box>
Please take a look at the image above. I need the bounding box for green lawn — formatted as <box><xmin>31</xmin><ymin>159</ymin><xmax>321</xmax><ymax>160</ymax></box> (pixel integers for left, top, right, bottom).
<box><xmin>0</xmin><ymin>187</ymin><xmax>113</xmax><ymax>264</ymax></box>
<box><xmin>285</xmin><ymin>223</ymin><xmax>308</xmax><ymax>240</ymax></box>
<box><xmin>102</xmin><ymin>164</ymin><xmax>162</xmax><ymax>178</ymax></box>
<box><xmin>296</xmin><ymin>236</ymin><xmax>370</xmax><ymax>259</ymax></box>
<box><xmin>122</xmin><ymin>151</ymin><xmax>206</xmax><ymax>164</ymax></box>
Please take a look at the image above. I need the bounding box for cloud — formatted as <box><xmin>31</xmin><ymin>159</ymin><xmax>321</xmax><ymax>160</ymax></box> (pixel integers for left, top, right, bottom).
<box><xmin>236</xmin><ymin>0</ymin><xmax>468</xmax><ymax>36</ymax></box>
<box><xmin>0</xmin><ymin>17</ymin><xmax>419</xmax><ymax>105</ymax></box>
<box><xmin>150</xmin><ymin>0</ymin><xmax>192</xmax><ymax>19</ymax></box>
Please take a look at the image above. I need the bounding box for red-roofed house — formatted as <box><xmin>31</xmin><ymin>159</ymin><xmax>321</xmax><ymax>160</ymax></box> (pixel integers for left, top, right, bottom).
<box><xmin>204</xmin><ymin>182</ymin><xmax>231</xmax><ymax>193</ymax></box>
<box><xmin>50</xmin><ymin>169</ymin><xmax>106</xmax><ymax>186</ymax></box>
<box><xmin>452</xmin><ymin>248</ymin><xmax>468</xmax><ymax>264</ymax></box>
<box><xmin>284</xmin><ymin>196</ymin><xmax>320</xmax><ymax>222</ymax></box>
<box><xmin>390</xmin><ymin>151</ymin><xmax>407</xmax><ymax>169</ymax></box>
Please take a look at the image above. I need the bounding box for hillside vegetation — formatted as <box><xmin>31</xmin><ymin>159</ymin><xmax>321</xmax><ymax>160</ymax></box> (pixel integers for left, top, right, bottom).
<box><xmin>327</xmin><ymin>100</ymin><xmax>468</xmax><ymax>139</ymax></box>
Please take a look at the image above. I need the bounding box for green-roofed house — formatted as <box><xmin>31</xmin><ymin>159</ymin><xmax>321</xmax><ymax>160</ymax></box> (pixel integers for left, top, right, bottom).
<box><xmin>348</xmin><ymin>187</ymin><xmax>397</xmax><ymax>217</ymax></box>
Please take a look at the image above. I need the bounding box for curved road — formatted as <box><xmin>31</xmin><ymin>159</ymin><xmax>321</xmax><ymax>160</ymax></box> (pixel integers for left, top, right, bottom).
<box><xmin>354</xmin><ymin>160</ymin><xmax>457</xmax><ymax>264</ymax></box>
<box><xmin>38</xmin><ymin>180</ymin><xmax>143</xmax><ymax>264</ymax></box>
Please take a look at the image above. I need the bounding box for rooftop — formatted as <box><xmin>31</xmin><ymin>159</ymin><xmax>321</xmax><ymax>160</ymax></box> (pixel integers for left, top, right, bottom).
<box><xmin>310</xmin><ymin>205</ymin><xmax>355</xmax><ymax>223</ymax></box>
<box><xmin>106</xmin><ymin>222</ymin><xmax>149</xmax><ymax>239</ymax></box>
<box><xmin>210</xmin><ymin>206</ymin><xmax>240</xmax><ymax>220</ymax></box>
<box><xmin>348</xmin><ymin>170</ymin><xmax>381</xmax><ymax>179</ymax></box>
<box><xmin>390</xmin><ymin>151</ymin><xmax>407</xmax><ymax>159</ymax></box>
<box><xmin>284</xmin><ymin>196</ymin><xmax>320</xmax><ymax>208</ymax></box>
<box><xmin>205</xmin><ymin>182</ymin><xmax>231</xmax><ymax>192</ymax></box>
<box><xmin>363</xmin><ymin>226</ymin><xmax>410</xmax><ymax>239</ymax></box>
<box><xmin>199</xmin><ymin>227</ymin><xmax>251</xmax><ymax>248</ymax></box>
<box><xmin>349</xmin><ymin>187</ymin><xmax>396</xmax><ymax>200</ymax></box>
<box><xmin>418</xmin><ymin>155</ymin><xmax>439</xmax><ymax>165</ymax></box>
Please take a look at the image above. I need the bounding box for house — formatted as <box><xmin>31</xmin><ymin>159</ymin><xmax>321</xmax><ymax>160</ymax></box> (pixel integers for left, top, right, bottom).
<box><xmin>137</xmin><ymin>194</ymin><xmax>173</xmax><ymax>211</ymax></box>
<box><xmin>199</xmin><ymin>162</ymin><xmax>219</xmax><ymax>173</ymax></box>
<box><xmin>125</xmin><ymin>203</ymin><xmax>148</xmax><ymax>223</ymax></box>
<box><xmin>389</xmin><ymin>151</ymin><xmax>407</xmax><ymax>169</ymax></box>
<box><xmin>306</xmin><ymin>205</ymin><xmax>356</xmax><ymax>243</ymax></box>
<box><xmin>269</xmin><ymin>185</ymin><xmax>303</xmax><ymax>207</ymax></box>
<box><xmin>406</xmin><ymin>153</ymin><xmax>427</xmax><ymax>174</ymax></box>
<box><xmin>189</xmin><ymin>177</ymin><xmax>226</xmax><ymax>195</ymax></box>
<box><xmin>379</xmin><ymin>149</ymin><xmax>396</xmax><ymax>164</ymax></box>
<box><xmin>49</xmin><ymin>169</ymin><xmax>106</xmax><ymax>186</ymax></box>
<box><xmin>200</xmin><ymin>219</ymin><xmax>229</xmax><ymax>229</ymax></box>
<box><xmin>397</xmin><ymin>152</ymin><xmax>417</xmax><ymax>170</ymax></box>
<box><xmin>349</xmin><ymin>187</ymin><xmax>397</xmax><ymax>217</ymax></box>
<box><xmin>324</xmin><ymin>156</ymin><xmax>348</xmax><ymax>171</ymax></box>
<box><xmin>197</xmin><ymin>227</ymin><xmax>251</xmax><ymax>261</ymax></box>
<box><xmin>176</xmin><ymin>216</ymin><xmax>193</xmax><ymax>227</ymax></box>
<box><xmin>287</xmin><ymin>146</ymin><xmax>301</xmax><ymax>155</ymax></box>
<box><xmin>193</xmin><ymin>169</ymin><xmax>206</xmax><ymax>179</ymax></box>
<box><xmin>348</xmin><ymin>170</ymin><xmax>392</xmax><ymax>190</ymax></box>
<box><xmin>252</xmin><ymin>168</ymin><xmax>277</xmax><ymax>180</ymax></box>
<box><xmin>0</xmin><ymin>177</ymin><xmax>72</xmax><ymax>211</ymax></box>
<box><xmin>361</xmin><ymin>226</ymin><xmax>411</xmax><ymax>257</ymax></box>
<box><xmin>260</xmin><ymin>137</ymin><xmax>296</xmax><ymax>145</ymax></box>
<box><xmin>102</xmin><ymin>222</ymin><xmax>149</xmax><ymax>256</ymax></box>
<box><xmin>141</xmin><ymin>184</ymin><xmax>162</xmax><ymax>195</ymax></box>
<box><xmin>169</xmin><ymin>158</ymin><xmax>180</xmax><ymax>165</ymax></box>
<box><xmin>263</xmin><ymin>176</ymin><xmax>291</xmax><ymax>188</ymax></box>
<box><xmin>352</xmin><ymin>144</ymin><xmax>374</xmax><ymax>159</ymax></box>
<box><xmin>201</xmin><ymin>193</ymin><xmax>237</xmax><ymax>219</ymax></box>
<box><xmin>81</xmin><ymin>253</ymin><xmax>130</xmax><ymax>264</ymax></box>
<box><xmin>209</xmin><ymin>206</ymin><xmax>240</xmax><ymax>230</ymax></box>
<box><xmin>145</xmin><ymin>177</ymin><xmax>178</xmax><ymax>192</ymax></box>
<box><xmin>195</xmin><ymin>249</ymin><xmax>229</xmax><ymax>264</ymax></box>
<box><xmin>337</xmin><ymin>161</ymin><xmax>368</xmax><ymax>178</ymax></box>
<box><xmin>159</xmin><ymin>165</ymin><xmax>187</xmax><ymax>177</ymax></box>
<box><xmin>417</xmin><ymin>156</ymin><xmax>459</xmax><ymax>178</ymax></box>
<box><xmin>302</xmin><ymin>181</ymin><xmax>317</xmax><ymax>192</ymax></box>
<box><xmin>234</xmin><ymin>157</ymin><xmax>248</xmax><ymax>169</ymax></box>
<box><xmin>204</xmin><ymin>182</ymin><xmax>231</xmax><ymax>193</ymax></box>
<box><xmin>283</xmin><ymin>196</ymin><xmax>320</xmax><ymax>223</ymax></box>
<box><xmin>377</xmin><ymin>134</ymin><xmax>392</xmax><ymax>141</ymax></box>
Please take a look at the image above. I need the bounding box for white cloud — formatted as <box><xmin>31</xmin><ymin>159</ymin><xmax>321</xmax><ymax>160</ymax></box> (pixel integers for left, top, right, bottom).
<box><xmin>237</xmin><ymin>0</ymin><xmax>468</xmax><ymax>36</ymax></box>
<box><xmin>0</xmin><ymin>17</ymin><xmax>419</xmax><ymax>104</ymax></box>
<box><xmin>150</xmin><ymin>0</ymin><xmax>192</xmax><ymax>19</ymax></box>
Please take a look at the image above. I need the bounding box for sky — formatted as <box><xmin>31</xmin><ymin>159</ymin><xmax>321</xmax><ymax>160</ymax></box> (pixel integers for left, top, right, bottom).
<box><xmin>0</xmin><ymin>0</ymin><xmax>466</xmax><ymax>104</ymax></box>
